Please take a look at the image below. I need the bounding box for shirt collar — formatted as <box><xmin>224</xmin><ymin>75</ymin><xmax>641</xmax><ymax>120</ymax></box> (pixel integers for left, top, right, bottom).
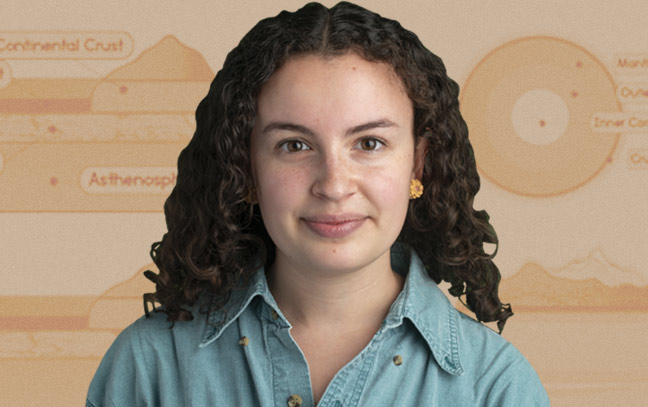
<box><xmin>199</xmin><ymin>266</ymin><xmax>283</xmax><ymax>348</ymax></box>
<box><xmin>199</xmin><ymin>243</ymin><xmax>464</xmax><ymax>376</ymax></box>
<box><xmin>384</xmin><ymin>243</ymin><xmax>464</xmax><ymax>375</ymax></box>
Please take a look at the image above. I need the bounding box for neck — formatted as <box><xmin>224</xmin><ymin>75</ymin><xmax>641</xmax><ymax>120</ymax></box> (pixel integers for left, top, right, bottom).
<box><xmin>267</xmin><ymin>251</ymin><xmax>405</xmax><ymax>332</ymax></box>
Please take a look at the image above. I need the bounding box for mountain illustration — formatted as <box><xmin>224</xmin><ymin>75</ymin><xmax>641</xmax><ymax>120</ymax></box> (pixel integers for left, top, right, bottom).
<box><xmin>104</xmin><ymin>35</ymin><xmax>214</xmax><ymax>81</ymax></box>
<box><xmin>499</xmin><ymin>262</ymin><xmax>648</xmax><ymax>310</ymax></box>
<box><xmin>550</xmin><ymin>249</ymin><xmax>647</xmax><ymax>287</ymax></box>
<box><xmin>0</xmin><ymin>35</ymin><xmax>214</xmax><ymax>114</ymax></box>
<box><xmin>92</xmin><ymin>34</ymin><xmax>214</xmax><ymax>113</ymax></box>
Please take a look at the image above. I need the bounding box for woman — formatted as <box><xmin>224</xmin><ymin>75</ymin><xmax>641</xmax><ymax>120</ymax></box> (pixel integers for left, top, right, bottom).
<box><xmin>87</xmin><ymin>2</ymin><xmax>549</xmax><ymax>406</ymax></box>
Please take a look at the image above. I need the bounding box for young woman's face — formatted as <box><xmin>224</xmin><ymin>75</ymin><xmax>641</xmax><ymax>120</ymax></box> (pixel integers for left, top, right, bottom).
<box><xmin>250</xmin><ymin>52</ymin><xmax>426</xmax><ymax>275</ymax></box>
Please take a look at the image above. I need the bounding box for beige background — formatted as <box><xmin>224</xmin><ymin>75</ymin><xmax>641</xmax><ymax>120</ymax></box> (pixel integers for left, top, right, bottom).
<box><xmin>1</xmin><ymin>0</ymin><xmax>647</xmax><ymax>405</ymax></box>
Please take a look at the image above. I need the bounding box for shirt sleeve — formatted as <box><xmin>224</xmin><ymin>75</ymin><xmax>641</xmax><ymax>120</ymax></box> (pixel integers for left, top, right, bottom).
<box><xmin>85</xmin><ymin>318</ymin><xmax>164</xmax><ymax>407</ymax></box>
<box><xmin>484</xmin><ymin>352</ymin><xmax>550</xmax><ymax>407</ymax></box>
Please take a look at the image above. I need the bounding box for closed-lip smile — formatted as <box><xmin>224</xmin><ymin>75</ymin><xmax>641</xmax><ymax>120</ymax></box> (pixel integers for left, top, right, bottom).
<box><xmin>301</xmin><ymin>214</ymin><xmax>367</xmax><ymax>238</ymax></box>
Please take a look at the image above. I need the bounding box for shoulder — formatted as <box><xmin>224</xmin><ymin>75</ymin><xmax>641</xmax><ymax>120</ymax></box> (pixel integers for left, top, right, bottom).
<box><xmin>86</xmin><ymin>313</ymin><xmax>172</xmax><ymax>407</ymax></box>
<box><xmin>101</xmin><ymin>307</ymin><xmax>205</xmax><ymax>358</ymax></box>
<box><xmin>86</xmin><ymin>307</ymin><xmax>207</xmax><ymax>407</ymax></box>
<box><xmin>454</xmin><ymin>311</ymin><xmax>550</xmax><ymax>406</ymax></box>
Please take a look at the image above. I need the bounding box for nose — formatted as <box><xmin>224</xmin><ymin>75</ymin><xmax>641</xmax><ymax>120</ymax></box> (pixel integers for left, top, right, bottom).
<box><xmin>311</xmin><ymin>152</ymin><xmax>356</xmax><ymax>201</ymax></box>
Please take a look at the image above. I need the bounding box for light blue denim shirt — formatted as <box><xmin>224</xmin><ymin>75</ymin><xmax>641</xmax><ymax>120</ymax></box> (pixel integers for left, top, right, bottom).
<box><xmin>87</xmin><ymin>244</ymin><xmax>549</xmax><ymax>406</ymax></box>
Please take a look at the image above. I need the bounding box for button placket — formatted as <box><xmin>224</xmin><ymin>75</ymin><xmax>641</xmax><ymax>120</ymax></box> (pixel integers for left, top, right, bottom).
<box><xmin>269</xmin><ymin>325</ymin><xmax>313</xmax><ymax>407</ymax></box>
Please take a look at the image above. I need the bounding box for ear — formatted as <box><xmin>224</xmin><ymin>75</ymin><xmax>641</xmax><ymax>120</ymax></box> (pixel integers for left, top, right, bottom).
<box><xmin>412</xmin><ymin>136</ymin><xmax>428</xmax><ymax>180</ymax></box>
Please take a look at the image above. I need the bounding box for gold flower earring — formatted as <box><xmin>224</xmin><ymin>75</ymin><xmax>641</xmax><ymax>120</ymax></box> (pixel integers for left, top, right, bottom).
<box><xmin>409</xmin><ymin>179</ymin><xmax>423</xmax><ymax>199</ymax></box>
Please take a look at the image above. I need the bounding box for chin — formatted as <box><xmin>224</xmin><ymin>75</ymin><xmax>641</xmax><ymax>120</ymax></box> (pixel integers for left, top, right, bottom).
<box><xmin>304</xmin><ymin>245</ymin><xmax>387</xmax><ymax>274</ymax></box>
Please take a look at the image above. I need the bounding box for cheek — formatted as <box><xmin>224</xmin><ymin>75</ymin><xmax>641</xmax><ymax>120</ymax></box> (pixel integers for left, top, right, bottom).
<box><xmin>365</xmin><ymin>168</ymin><xmax>410</xmax><ymax>212</ymax></box>
<box><xmin>257</xmin><ymin>167</ymin><xmax>309</xmax><ymax>213</ymax></box>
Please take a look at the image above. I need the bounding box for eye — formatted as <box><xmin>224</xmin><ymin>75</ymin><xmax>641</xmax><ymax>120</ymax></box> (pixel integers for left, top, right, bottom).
<box><xmin>278</xmin><ymin>139</ymin><xmax>311</xmax><ymax>153</ymax></box>
<box><xmin>356</xmin><ymin>137</ymin><xmax>385</xmax><ymax>151</ymax></box>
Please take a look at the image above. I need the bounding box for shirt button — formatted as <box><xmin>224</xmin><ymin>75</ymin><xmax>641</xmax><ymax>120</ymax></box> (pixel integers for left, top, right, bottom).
<box><xmin>393</xmin><ymin>354</ymin><xmax>403</xmax><ymax>366</ymax></box>
<box><xmin>239</xmin><ymin>336</ymin><xmax>249</xmax><ymax>346</ymax></box>
<box><xmin>271</xmin><ymin>309</ymin><xmax>279</xmax><ymax>320</ymax></box>
<box><xmin>287</xmin><ymin>394</ymin><xmax>302</xmax><ymax>407</ymax></box>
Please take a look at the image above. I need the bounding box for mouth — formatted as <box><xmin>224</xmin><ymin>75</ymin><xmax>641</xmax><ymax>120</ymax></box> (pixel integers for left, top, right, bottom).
<box><xmin>301</xmin><ymin>214</ymin><xmax>367</xmax><ymax>239</ymax></box>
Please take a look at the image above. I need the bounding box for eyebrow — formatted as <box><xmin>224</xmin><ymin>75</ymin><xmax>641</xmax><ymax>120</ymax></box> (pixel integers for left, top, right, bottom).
<box><xmin>260</xmin><ymin>119</ymin><xmax>398</xmax><ymax>137</ymax></box>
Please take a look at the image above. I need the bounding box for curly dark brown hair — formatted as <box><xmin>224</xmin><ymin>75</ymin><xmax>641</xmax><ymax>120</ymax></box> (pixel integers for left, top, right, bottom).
<box><xmin>144</xmin><ymin>1</ymin><xmax>513</xmax><ymax>333</ymax></box>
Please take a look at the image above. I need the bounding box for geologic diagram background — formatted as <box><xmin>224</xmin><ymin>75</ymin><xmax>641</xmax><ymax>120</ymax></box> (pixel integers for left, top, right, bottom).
<box><xmin>0</xmin><ymin>1</ymin><xmax>646</xmax><ymax>405</ymax></box>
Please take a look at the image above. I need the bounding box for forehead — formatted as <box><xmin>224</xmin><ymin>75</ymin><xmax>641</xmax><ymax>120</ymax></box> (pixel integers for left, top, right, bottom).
<box><xmin>265</xmin><ymin>52</ymin><xmax>405</xmax><ymax>89</ymax></box>
<box><xmin>255</xmin><ymin>52</ymin><xmax>412</xmax><ymax>128</ymax></box>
